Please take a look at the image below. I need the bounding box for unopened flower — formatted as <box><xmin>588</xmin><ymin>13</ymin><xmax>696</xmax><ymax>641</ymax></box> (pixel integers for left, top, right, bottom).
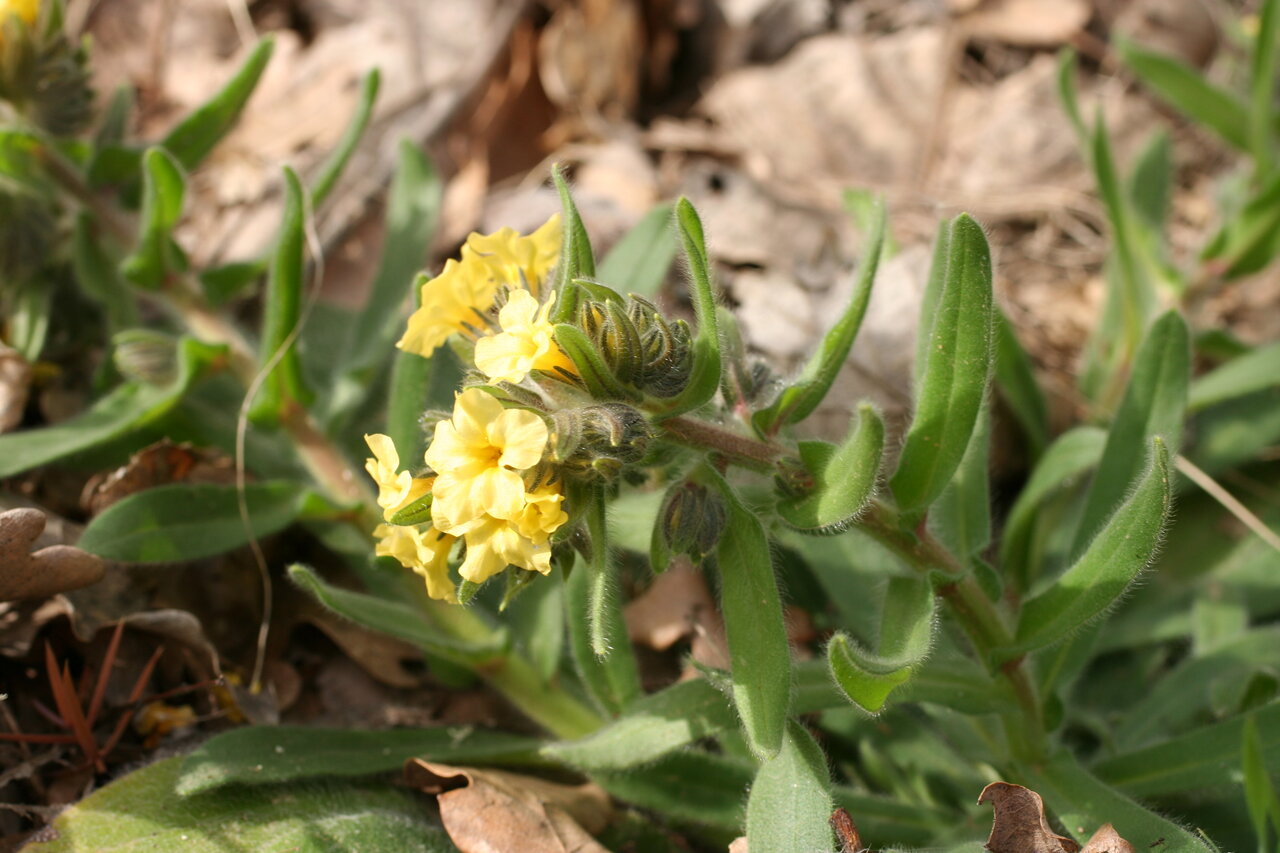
<box><xmin>474</xmin><ymin>290</ymin><xmax>576</xmax><ymax>383</ymax></box>
<box><xmin>364</xmin><ymin>433</ymin><xmax>430</xmax><ymax>521</ymax></box>
<box><xmin>425</xmin><ymin>388</ymin><xmax>548</xmax><ymax>531</ymax></box>
<box><xmin>374</xmin><ymin>523</ymin><xmax>457</xmax><ymax>602</ymax></box>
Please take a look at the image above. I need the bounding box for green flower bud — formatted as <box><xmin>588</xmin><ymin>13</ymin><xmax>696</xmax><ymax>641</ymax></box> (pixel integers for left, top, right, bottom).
<box><xmin>112</xmin><ymin>330</ymin><xmax>178</xmax><ymax>386</ymax></box>
<box><xmin>548</xmin><ymin>403</ymin><xmax>651</xmax><ymax>482</ymax></box>
<box><xmin>0</xmin><ymin>6</ymin><xmax>93</xmax><ymax>136</ymax></box>
<box><xmin>659</xmin><ymin>481</ymin><xmax>726</xmax><ymax>564</ymax></box>
<box><xmin>627</xmin><ymin>296</ymin><xmax>692</xmax><ymax>398</ymax></box>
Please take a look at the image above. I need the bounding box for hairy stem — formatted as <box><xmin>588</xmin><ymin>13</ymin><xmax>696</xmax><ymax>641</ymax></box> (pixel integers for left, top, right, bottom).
<box><xmin>660</xmin><ymin>415</ymin><xmax>787</xmax><ymax>472</ymax></box>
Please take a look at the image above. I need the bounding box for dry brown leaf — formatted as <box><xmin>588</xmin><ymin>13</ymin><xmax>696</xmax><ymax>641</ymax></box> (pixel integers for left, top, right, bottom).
<box><xmin>625</xmin><ymin>559</ymin><xmax>718</xmax><ymax>652</ymax></box>
<box><xmin>406</xmin><ymin>760</ymin><xmax>614</xmax><ymax>853</ymax></box>
<box><xmin>1081</xmin><ymin>824</ymin><xmax>1136</xmax><ymax>853</ymax></box>
<box><xmin>0</xmin><ymin>509</ymin><xmax>105</xmax><ymax>603</ymax></box>
<box><xmin>80</xmin><ymin>440</ymin><xmax>235</xmax><ymax>515</ymax></box>
<box><xmin>962</xmin><ymin>0</ymin><xmax>1091</xmax><ymax>46</ymax></box>
<box><xmin>979</xmin><ymin>781</ymin><xmax>1081</xmax><ymax>853</ymax></box>
<box><xmin>0</xmin><ymin>344</ymin><xmax>31</xmax><ymax>434</ymax></box>
<box><xmin>728</xmin><ymin>837</ymin><xmax>748</xmax><ymax>853</ymax></box>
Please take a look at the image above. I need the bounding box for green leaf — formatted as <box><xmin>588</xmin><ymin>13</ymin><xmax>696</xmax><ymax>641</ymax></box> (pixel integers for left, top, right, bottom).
<box><xmin>998</xmin><ymin>426</ymin><xmax>1107</xmax><ymax>594</ymax></box>
<box><xmin>120</xmin><ymin>147</ymin><xmax>187</xmax><ymax>289</ymax></box>
<box><xmin>1201</xmin><ymin>169</ymin><xmax>1280</xmax><ymax>279</ymax></box>
<box><xmin>78</xmin><ymin>482</ymin><xmax>324</xmax><ymax>563</ymax></box>
<box><xmin>1249</xmin><ymin>0</ymin><xmax>1280</xmax><ymax>176</ymax></box>
<box><xmin>776</xmin><ymin>403</ymin><xmax>884</xmax><ymax>533</ymax></box>
<box><xmin>930</xmin><ymin>403</ymin><xmax>991</xmax><ymax>559</ymax></box>
<box><xmin>161</xmin><ymin>38</ymin><xmax>275</xmax><ymax>171</ymax></box>
<box><xmin>826</xmin><ymin>576</ymin><xmax>937</xmax><ymax>714</ymax></box>
<box><xmin>1128</xmin><ymin>130</ymin><xmax>1173</xmax><ymax>233</ymax></box>
<box><xmin>549</xmin><ymin>166</ymin><xmax>595</xmax><ymax>322</ymax></box>
<box><xmin>1190</xmin><ymin>339</ymin><xmax>1280</xmax><ymax>411</ymax></box>
<box><xmin>994</xmin><ymin>309</ymin><xmax>1049</xmax><ymax>456</ymax></box>
<box><xmin>754</xmin><ymin>198</ymin><xmax>885</xmax><ymax>432</ymax></box>
<box><xmin>795</xmin><ymin>654</ymin><xmax>1013</xmax><ymax>716</ymax></box>
<box><xmin>543</xmin><ymin>678</ymin><xmax>738</xmax><ymax>771</ymax></box>
<box><xmin>1117</xmin><ymin>38</ymin><xmax>1249</xmax><ymax>151</ymax></box>
<box><xmin>289</xmin><ymin>564</ymin><xmax>506</xmax><ymax>664</ymax></box>
<box><xmin>1243</xmin><ymin>712</ymin><xmax>1280</xmax><ymax>851</ymax></box>
<box><xmin>386</xmin><ymin>325</ymin><xmax>462</xmax><ymax>466</ymax></box>
<box><xmin>699</xmin><ymin>466</ymin><xmax>790</xmax><ymax>758</ymax></box>
<box><xmin>594</xmin><ymin>751</ymin><xmax>752</xmax><ymax>831</ymax></box>
<box><xmin>1072</xmin><ymin>310</ymin><xmax>1188</xmax><ymax>556</ymax></box>
<box><xmin>71</xmin><ymin>214</ymin><xmax>137</xmax><ymax>329</ymax></box>
<box><xmin>178</xmin><ymin>725</ymin><xmax>542</xmax><ymax>795</ymax></box>
<box><xmin>250</xmin><ymin>166</ymin><xmax>313</xmax><ymax>422</ymax></box>
<box><xmin>746</xmin><ymin>722</ymin><xmax>834</xmax><ymax>853</ymax></box>
<box><xmin>505</xmin><ymin>566</ymin><xmax>565</xmax><ymax>682</ymax></box>
<box><xmin>1008</xmin><ymin>438</ymin><xmax>1172</xmax><ymax>658</ymax></box>
<box><xmin>1057</xmin><ymin>49</ymin><xmax>1086</xmax><ymax>140</ymax></box>
<box><xmin>1094</xmin><ymin>703</ymin><xmax>1280</xmax><ymax>798</ymax></box>
<box><xmin>651</xmin><ymin>198</ymin><xmax>721</xmax><ymax>418</ymax></box>
<box><xmin>6</xmin><ymin>279</ymin><xmax>50</xmax><ymax>362</ymax></box>
<box><xmin>309</xmin><ymin>69</ymin><xmax>379</xmax><ymax>210</ymax></box>
<box><xmin>0</xmin><ymin>338</ymin><xmax>222</xmax><ymax>478</ymax></box>
<box><xmin>914</xmin><ymin>219</ymin><xmax>951</xmax><ymax>387</ymax></box>
<box><xmin>24</xmin><ymin>756</ymin><xmax>453</xmax><ymax>853</ymax></box>
<box><xmin>890</xmin><ymin>213</ymin><xmax>994</xmax><ymax>515</ymax></box>
<box><xmin>597</xmin><ymin>203</ymin><xmax>676</xmax><ymax>298</ymax></box>
<box><xmin>1021</xmin><ymin>751</ymin><xmax>1214</xmax><ymax>849</ymax></box>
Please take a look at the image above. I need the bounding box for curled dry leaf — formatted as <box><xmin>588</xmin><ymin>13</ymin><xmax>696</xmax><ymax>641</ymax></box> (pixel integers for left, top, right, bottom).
<box><xmin>0</xmin><ymin>344</ymin><xmax>32</xmax><ymax>434</ymax></box>
<box><xmin>960</xmin><ymin>0</ymin><xmax>1091</xmax><ymax>47</ymax></box>
<box><xmin>0</xmin><ymin>508</ymin><xmax>106</xmax><ymax>603</ymax></box>
<box><xmin>1081</xmin><ymin>824</ymin><xmax>1135</xmax><ymax>853</ymax></box>
<box><xmin>406</xmin><ymin>759</ymin><xmax>615</xmax><ymax>853</ymax></box>
<box><xmin>979</xmin><ymin>781</ymin><xmax>1081</xmax><ymax>853</ymax></box>
<box><xmin>624</xmin><ymin>558</ymin><xmax>730</xmax><ymax>672</ymax></box>
<box><xmin>80</xmin><ymin>439</ymin><xmax>235</xmax><ymax>515</ymax></box>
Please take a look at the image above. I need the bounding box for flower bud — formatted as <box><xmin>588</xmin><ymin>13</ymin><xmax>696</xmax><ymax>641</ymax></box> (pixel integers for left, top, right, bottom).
<box><xmin>547</xmin><ymin>403</ymin><xmax>651</xmax><ymax>481</ymax></box>
<box><xmin>659</xmin><ymin>481</ymin><xmax>726</xmax><ymax>564</ymax></box>
<box><xmin>112</xmin><ymin>330</ymin><xmax>178</xmax><ymax>386</ymax></box>
<box><xmin>627</xmin><ymin>296</ymin><xmax>692</xmax><ymax>398</ymax></box>
<box><xmin>0</xmin><ymin>5</ymin><xmax>93</xmax><ymax>136</ymax></box>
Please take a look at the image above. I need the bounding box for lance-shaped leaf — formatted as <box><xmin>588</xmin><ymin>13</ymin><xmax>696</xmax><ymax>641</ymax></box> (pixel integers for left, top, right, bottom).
<box><xmin>1020</xmin><ymin>751</ymin><xmax>1213</xmax><ymax>850</ymax></box>
<box><xmin>1189</xmin><ymin>340</ymin><xmax>1280</xmax><ymax>411</ymax></box>
<box><xmin>930</xmin><ymin>404</ymin><xmax>991</xmax><ymax>559</ymax></box>
<box><xmin>0</xmin><ymin>337</ymin><xmax>222</xmax><ymax>478</ymax></box>
<box><xmin>890</xmin><ymin>214</ymin><xmax>994</xmax><ymax>516</ymax></box>
<box><xmin>999</xmin><ymin>426</ymin><xmax>1107</xmax><ymax>594</ymax></box>
<box><xmin>652</xmin><ymin>199</ymin><xmax>721</xmax><ymax>418</ymax></box>
<box><xmin>565</xmin><ymin>496</ymin><xmax>641</xmax><ymax>715</ymax></box>
<box><xmin>543</xmin><ymin>678</ymin><xmax>737</xmax><ymax>771</ymax></box>
<box><xmin>309</xmin><ymin>69</ymin><xmax>380</xmax><ymax>210</ymax></box>
<box><xmin>776</xmin><ymin>403</ymin><xmax>884</xmax><ymax>533</ymax></box>
<box><xmin>1007</xmin><ymin>438</ymin><xmax>1171</xmax><ymax>657</ymax></box>
<box><xmin>249</xmin><ymin>166</ymin><xmax>313</xmax><ymax>422</ymax></box>
<box><xmin>161</xmin><ymin>38</ymin><xmax>274</xmax><ymax>171</ymax></box>
<box><xmin>994</xmin><ymin>309</ymin><xmax>1049</xmax><ymax>456</ymax></box>
<box><xmin>754</xmin><ymin>199</ymin><xmax>885</xmax><ymax>433</ymax></box>
<box><xmin>1249</xmin><ymin>0</ymin><xmax>1280</xmax><ymax>176</ymax></box>
<box><xmin>1202</xmin><ymin>170</ymin><xmax>1280</xmax><ymax>279</ymax></box>
<box><xmin>827</xmin><ymin>576</ymin><xmax>937</xmax><ymax>714</ymax></box>
<box><xmin>597</xmin><ymin>202</ymin><xmax>676</xmax><ymax>299</ymax></box>
<box><xmin>699</xmin><ymin>465</ymin><xmax>790</xmax><ymax>758</ymax></box>
<box><xmin>746</xmin><ymin>722</ymin><xmax>834</xmax><ymax>853</ymax></box>
<box><xmin>1116</xmin><ymin>38</ymin><xmax>1248</xmax><ymax>151</ymax></box>
<box><xmin>1072</xmin><ymin>310</ymin><xmax>1188</xmax><ymax>557</ymax></box>
<box><xmin>549</xmin><ymin>166</ymin><xmax>595</xmax><ymax>322</ymax></box>
<box><xmin>119</xmin><ymin>147</ymin><xmax>187</xmax><ymax>289</ymax></box>
<box><xmin>288</xmin><ymin>564</ymin><xmax>506</xmax><ymax>664</ymax></box>
<box><xmin>71</xmin><ymin>214</ymin><xmax>136</xmax><ymax>330</ymax></box>
<box><xmin>78</xmin><ymin>482</ymin><xmax>329</xmax><ymax>563</ymax></box>
<box><xmin>1243</xmin><ymin>712</ymin><xmax>1280</xmax><ymax>850</ymax></box>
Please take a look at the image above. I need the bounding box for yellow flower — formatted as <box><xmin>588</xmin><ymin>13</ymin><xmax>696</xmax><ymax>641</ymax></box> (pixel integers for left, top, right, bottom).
<box><xmin>364</xmin><ymin>433</ymin><xmax>431</xmax><ymax>521</ymax></box>
<box><xmin>374</xmin><ymin>523</ymin><xmax>458</xmax><ymax>602</ymax></box>
<box><xmin>425</xmin><ymin>389</ymin><xmax>548</xmax><ymax>531</ymax></box>
<box><xmin>396</xmin><ymin>215</ymin><xmax>563</xmax><ymax>360</ymax></box>
<box><xmin>464</xmin><ymin>215</ymin><xmax>561</xmax><ymax>301</ymax></box>
<box><xmin>474</xmin><ymin>290</ymin><xmax>576</xmax><ymax>383</ymax></box>
<box><xmin>0</xmin><ymin>0</ymin><xmax>37</xmax><ymax>27</ymax></box>
<box><xmin>513</xmin><ymin>485</ymin><xmax>568</xmax><ymax>542</ymax></box>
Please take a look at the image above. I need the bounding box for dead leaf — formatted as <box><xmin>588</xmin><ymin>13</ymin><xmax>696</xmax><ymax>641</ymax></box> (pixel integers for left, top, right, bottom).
<box><xmin>962</xmin><ymin>0</ymin><xmax>1091</xmax><ymax>47</ymax></box>
<box><xmin>407</xmin><ymin>760</ymin><xmax>614</xmax><ymax>853</ymax></box>
<box><xmin>979</xmin><ymin>781</ymin><xmax>1081</xmax><ymax>853</ymax></box>
<box><xmin>728</xmin><ymin>837</ymin><xmax>748</xmax><ymax>853</ymax></box>
<box><xmin>0</xmin><ymin>509</ymin><xmax>105</xmax><ymax>602</ymax></box>
<box><xmin>1081</xmin><ymin>824</ymin><xmax>1135</xmax><ymax>853</ymax></box>
<box><xmin>80</xmin><ymin>440</ymin><xmax>235</xmax><ymax>515</ymax></box>
<box><xmin>0</xmin><ymin>344</ymin><xmax>31</xmax><ymax>434</ymax></box>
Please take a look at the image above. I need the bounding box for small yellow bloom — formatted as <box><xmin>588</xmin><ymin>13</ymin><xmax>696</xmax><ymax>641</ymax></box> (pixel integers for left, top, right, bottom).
<box><xmin>474</xmin><ymin>290</ymin><xmax>576</xmax><ymax>384</ymax></box>
<box><xmin>374</xmin><ymin>523</ymin><xmax>458</xmax><ymax>602</ymax></box>
<box><xmin>364</xmin><ymin>433</ymin><xmax>430</xmax><ymax>521</ymax></box>
<box><xmin>464</xmin><ymin>215</ymin><xmax>561</xmax><ymax>301</ymax></box>
<box><xmin>0</xmin><ymin>0</ymin><xmax>37</xmax><ymax>27</ymax></box>
<box><xmin>425</xmin><ymin>389</ymin><xmax>548</xmax><ymax>531</ymax></box>
<box><xmin>396</xmin><ymin>216</ymin><xmax>563</xmax><ymax>360</ymax></box>
<box><xmin>513</xmin><ymin>484</ymin><xmax>568</xmax><ymax>542</ymax></box>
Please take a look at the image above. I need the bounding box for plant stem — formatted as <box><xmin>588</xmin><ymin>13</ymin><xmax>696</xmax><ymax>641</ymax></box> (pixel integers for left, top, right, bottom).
<box><xmin>660</xmin><ymin>415</ymin><xmax>787</xmax><ymax>472</ymax></box>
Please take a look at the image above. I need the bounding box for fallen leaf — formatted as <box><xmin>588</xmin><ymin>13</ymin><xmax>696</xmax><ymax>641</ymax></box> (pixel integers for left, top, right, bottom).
<box><xmin>979</xmin><ymin>781</ymin><xmax>1081</xmax><ymax>853</ymax></box>
<box><xmin>0</xmin><ymin>344</ymin><xmax>31</xmax><ymax>434</ymax></box>
<box><xmin>0</xmin><ymin>509</ymin><xmax>105</xmax><ymax>602</ymax></box>
<box><xmin>961</xmin><ymin>0</ymin><xmax>1091</xmax><ymax>46</ymax></box>
<box><xmin>80</xmin><ymin>440</ymin><xmax>235</xmax><ymax>515</ymax></box>
<box><xmin>1081</xmin><ymin>824</ymin><xmax>1136</xmax><ymax>853</ymax></box>
<box><xmin>407</xmin><ymin>759</ymin><xmax>614</xmax><ymax>853</ymax></box>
